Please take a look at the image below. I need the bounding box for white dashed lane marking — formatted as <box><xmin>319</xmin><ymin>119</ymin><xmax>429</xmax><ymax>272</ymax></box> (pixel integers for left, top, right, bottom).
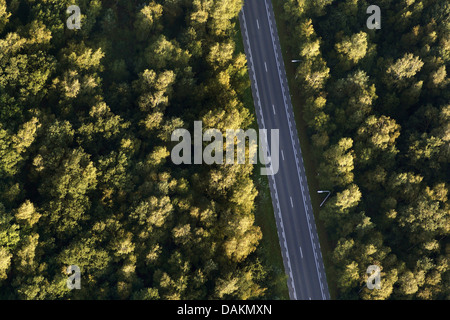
<box><xmin>240</xmin><ymin>8</ymin><xmax>298</xmax><ymax>300</ymax></box>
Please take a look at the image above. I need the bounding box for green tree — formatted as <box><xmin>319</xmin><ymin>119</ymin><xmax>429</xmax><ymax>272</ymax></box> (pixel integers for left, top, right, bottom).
<box><xmin>318</xmin><ymin>138</ymin><xmax>355</xmax><ymax>189</ymax></box>
<box><xmin>335</xmin><ymin>32</ymin><xmax>369</xmax><ymax>69</ymax></box>
<box><xmin>385</xmin><ymin>53</ymin><xmax>424</xmax><ymax>87</ymax></box>
<box><xmin>135</xmin><ymin>2</ymin><xmax>163</xmax><ymax>41</ymax></box>
<box><xmin>0</xmin><ymin>0</ymin><xmax>10</xmax><ymax>33</ymax></box>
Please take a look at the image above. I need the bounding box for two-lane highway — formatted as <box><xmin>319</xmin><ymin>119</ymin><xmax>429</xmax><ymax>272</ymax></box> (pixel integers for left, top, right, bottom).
<box><xmin>239</xmin><ymin>0</ymin><xmax>330</xmax><ymax>300</ymax></box>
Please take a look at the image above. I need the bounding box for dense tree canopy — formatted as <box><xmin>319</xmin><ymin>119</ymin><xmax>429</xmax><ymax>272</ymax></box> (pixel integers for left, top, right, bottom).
<box><xmin>278</xmin><ymin>0</ymin><xmax>449</xmax><ymax>299</ymax></box>
<box><xmin>0</xmin><ymin>0</ymin><xmax>283</xmax><ymax>300</ymax></box>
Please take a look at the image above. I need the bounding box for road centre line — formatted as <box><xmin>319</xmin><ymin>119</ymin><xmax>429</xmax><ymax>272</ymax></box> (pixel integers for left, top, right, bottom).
<box><xmin>263</xmin><ymin>0</ymin><xmax>327</xmax><ymax>300</ymax></box>
<box><xmin>240</xmin><ymin>8</ymin><xmax>297</xmax><ymax>300</ymax></box>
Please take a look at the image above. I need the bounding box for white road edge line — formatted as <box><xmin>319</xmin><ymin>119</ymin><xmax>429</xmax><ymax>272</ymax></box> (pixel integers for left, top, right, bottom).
<box><xmin>263</xmin><ymin>0</ymin><xmax>327</xmax><ymax>300</ymax></box>
<box><xmin>240</xmin><ymin>8</ymin><xmax>298</xmax><ymax>301</ymax></box>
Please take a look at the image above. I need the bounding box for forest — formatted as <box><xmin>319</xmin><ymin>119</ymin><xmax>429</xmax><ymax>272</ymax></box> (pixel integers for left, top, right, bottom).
<box><xmin>277</xmin><ymin>0</ymin><xmax>449</xmax><ymax>299</ymax></box>
<box><xmin>0</xmin><ymin>0</ymin><xmax>287</xmax><ymax>299</ymax></box>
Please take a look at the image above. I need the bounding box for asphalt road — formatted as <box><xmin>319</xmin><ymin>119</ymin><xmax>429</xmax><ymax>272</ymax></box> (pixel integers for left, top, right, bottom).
<box><xmin>239</xmin><ymin>0</ymin><xmax>330</xmax><ymax>300</ymax></box>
